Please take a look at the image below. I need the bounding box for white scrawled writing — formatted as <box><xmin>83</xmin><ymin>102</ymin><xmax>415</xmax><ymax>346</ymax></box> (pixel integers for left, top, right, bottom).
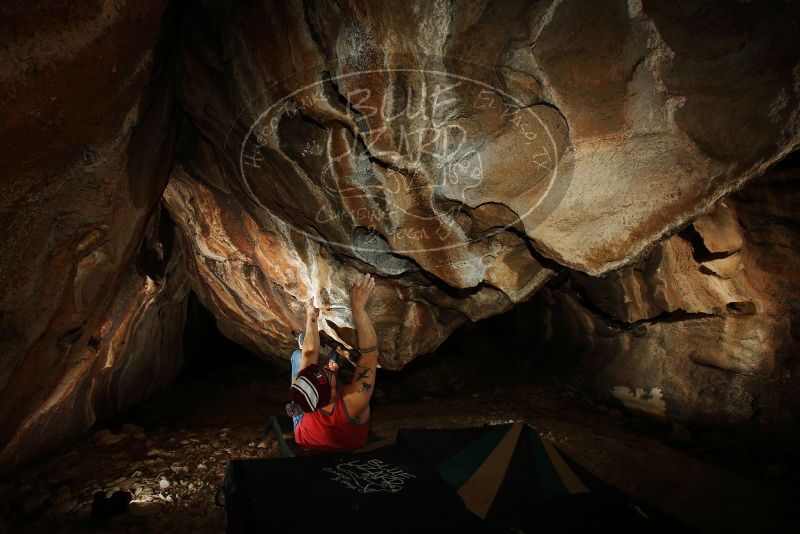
<box><xmin>324</xmin><ymin>459</ymin><xmax>416</xmax><ymax>494</ymax></box>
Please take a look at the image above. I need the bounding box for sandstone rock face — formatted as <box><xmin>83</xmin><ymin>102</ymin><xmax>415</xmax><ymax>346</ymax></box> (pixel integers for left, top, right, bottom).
<box><xmin>0</xmin><ymin>0</ymin><xmax>180</xmax><ymax>474</ymax></box>
<box><xmin>169</xmin><ymin>0</ymin><xmax>799</xmax><ymax>369</ymax></box>
<box><xmin>2</xmin><ymin>0</ymin><xmax>800</xmax><ymax>473</ymax></box>
<box><xmin>0</xmin><ymin>210</ymin><xmax>190</xmax><ymax>474</ymax></box>
<box><xmin>528</xmin><ymin>162</ymin><xmax>800</xmax><ymax>428</ymax></box>
<box><xmin>163</xmin><ymin>168</ymin><xmax>548</xmax><ymax>368</ymax></box>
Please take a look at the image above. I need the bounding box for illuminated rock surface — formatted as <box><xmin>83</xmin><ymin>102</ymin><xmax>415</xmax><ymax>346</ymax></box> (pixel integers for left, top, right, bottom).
<box><xmin>526</xmin><ymin>163</ymin><xmax>800</xmax><ymax>427</ymax></box>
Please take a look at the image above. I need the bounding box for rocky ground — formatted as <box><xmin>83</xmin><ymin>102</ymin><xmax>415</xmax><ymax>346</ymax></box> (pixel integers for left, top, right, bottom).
<box><xmin>1</xmin><ymin>347</ymin><xmax>798</xmax><ymax>533</ymax></box>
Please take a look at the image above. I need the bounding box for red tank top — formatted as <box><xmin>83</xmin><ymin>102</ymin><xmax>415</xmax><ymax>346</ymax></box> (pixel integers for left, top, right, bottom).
<box><xmin>295</xmin><ymin>398</ymin><xmax>370</xmax><ymax>451</ymax></box>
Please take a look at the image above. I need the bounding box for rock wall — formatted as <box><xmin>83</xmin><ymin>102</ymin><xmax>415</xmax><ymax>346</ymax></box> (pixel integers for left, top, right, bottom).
<box><xmin>0</xmin><ymin>209</ymin><xmax>191</xmax><ymax>474</ymax></box>
<box><xmin>527</xmin><ymin>160</ymin><xmax>800</xmax><ymax>429</ymax></box>
<box><xmin>169</xmin><ymin>0</ymin><xmax>799</xmax><ymax>369</ymax></box>
<box><xmin>0</xmin><ymin>0</ymin><xmax>182</xmax><ymax>475</ymax></box>
<box><xmin>162</xmin><ymin>167</ymin><xmax>550</xmax><ymax>367</ymax></box>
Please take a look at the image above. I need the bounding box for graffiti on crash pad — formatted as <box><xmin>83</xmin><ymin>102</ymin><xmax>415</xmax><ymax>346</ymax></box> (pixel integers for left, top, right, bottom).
<box><xmin>324</xmin><ymin>459</ymin><xmax>416</xmax><ymax>494</ymax></box>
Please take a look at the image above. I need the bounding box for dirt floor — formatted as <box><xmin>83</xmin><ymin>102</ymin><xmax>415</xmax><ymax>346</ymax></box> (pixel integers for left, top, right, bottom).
<box><xmin>1</xmin><ymin>349</ymin><xmax>798</xmax><ymax>533</ymax></box>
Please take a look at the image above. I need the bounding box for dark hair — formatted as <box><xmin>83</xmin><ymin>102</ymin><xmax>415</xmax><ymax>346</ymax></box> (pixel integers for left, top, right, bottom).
<box><xmin>336</xmin><ymin>354</ymin><xmax>357</xmax><ymax>386</ymax></box>
<box><xmin>327</xmin><ymin>341</ymin><xmax>359</xmax><ymax>386</ymax></box>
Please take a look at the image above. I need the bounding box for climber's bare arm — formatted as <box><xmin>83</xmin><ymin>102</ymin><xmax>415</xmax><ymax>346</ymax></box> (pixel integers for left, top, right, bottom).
<box><xmin>343</xmin><ymin>274</ymin><xmax>378</xmax><ymax>419</ymax></box>
<box><xmin>294</xmin><ymin>300</ymin><xmax>320</xmax><ymax>382</ymax></box>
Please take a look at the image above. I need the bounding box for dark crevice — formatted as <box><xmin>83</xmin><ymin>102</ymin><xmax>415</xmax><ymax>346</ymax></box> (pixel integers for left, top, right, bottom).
<box><xmin>178</xmin><ymin>292</ymin><xmax>261</xmax><ymax>382</ymax></box>
<box><xmin>678</xmin><ymin>224</ymin><xmax>734</xmax><ymax>262</ymax></box>
<box><xmin>545</xmin><ymin>269</ymin><xmax>571</xmax><ymax>289</ymax></box>
<box><xmin>767</xmin><ymin>148</ymin><xmax>800</xmax><ymax>174</ymax></box>
<box><xmin>301</xmin><ymin>0</ymin><xmax>332</xmax><ymax>63</ymax></box>
<box><xmin>409</xmin><ymin>282</ymin><xmax>512</xmax><ymax>325</ymax></box>
<box><xmin>566</xmin><ymin>276</ymin><xmax>720</xmax><ymax>332</ymax></box>
<box><xmin>727</xmin><ymin>301</ymin><xmax>757</xmax><ymax>315</ymax></box>
<box><xmin>124</xmin><ymin>0</ymin><xmax>183</xmax><ymax>209</ymax></box>
<box><xmin>326</xmin><ymin>73</ymin><xmax>366</xmax><ymax>123</ymax></box>
<box><xmin>135</xmin><ymin>207</ymin><xmax>174</xmax><ymax>281</ymax></box>
<box><xmin>628</xmin><ymin>53</ymin><xmax>648</xmax><ymax>83</ymax></box>
<box><xmin>289</xmin><ymin>106</ymin><xmax>328</xmax><ymax>132</ymax></box>
<box><xmin>325</xmin><ymin>73</ymin><xmax>432</xmax><ymax>179</ymax></box>
<box><xmin>689</xmin><ymin>357</ymin><xmax>732</xmax><ymax>373</ymax></box>
<box><xmin>349</xmin><ymin>227</ymin><xmax>418</xmax><ymax>267</ymax></box>
<box><xmin>502</xmin><ymin>224</ymin><xmax>567</xmax><ymax>274</ymax></box>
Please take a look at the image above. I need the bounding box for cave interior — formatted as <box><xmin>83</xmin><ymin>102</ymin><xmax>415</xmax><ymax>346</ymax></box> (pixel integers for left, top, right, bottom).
<box><xmin>1</xmin><ymin>0</ymin><xmax>799</xmax><ymax>531</ymax></box>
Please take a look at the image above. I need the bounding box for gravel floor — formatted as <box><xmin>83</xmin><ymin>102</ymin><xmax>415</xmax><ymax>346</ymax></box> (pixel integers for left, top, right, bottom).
<box><xmin>1</xmin><ymin>354</ymin><xmax>798</xmax><ymax>533</ymax></box>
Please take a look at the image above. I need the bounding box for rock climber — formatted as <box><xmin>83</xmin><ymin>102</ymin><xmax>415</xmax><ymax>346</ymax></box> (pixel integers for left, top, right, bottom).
<box><xmin>285</xmin><ymin>273</ymin><xmax>378</xmax><ymax>451</ymax></box>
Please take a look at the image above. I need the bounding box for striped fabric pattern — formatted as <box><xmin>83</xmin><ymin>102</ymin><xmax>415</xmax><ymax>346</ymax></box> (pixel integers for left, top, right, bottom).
<box><xmin>291</xmin><ymin>376</ymin><xmax>319</xmax><ymax>410</ymax></box>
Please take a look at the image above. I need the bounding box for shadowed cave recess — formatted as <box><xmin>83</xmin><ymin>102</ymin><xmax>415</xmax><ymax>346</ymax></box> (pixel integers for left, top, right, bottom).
<box><xmin>1</xmin><ymin>0</ymin><xmax>800</xmax><ymax>531</ymax></box>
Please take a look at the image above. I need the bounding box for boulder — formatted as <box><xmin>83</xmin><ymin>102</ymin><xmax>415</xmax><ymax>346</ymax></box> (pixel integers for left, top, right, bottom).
<box><xmin>166</xmin><ymin>0</ymin><xmax>799</xmax><ymax>369</ymax></box>
<box><xmin>527</xmin><ymin>162</ymin><xmax>800</xmax><ymax>428</ymax></box>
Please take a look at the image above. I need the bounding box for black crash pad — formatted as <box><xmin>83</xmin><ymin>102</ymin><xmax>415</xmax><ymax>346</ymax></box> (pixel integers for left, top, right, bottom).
<box><xmin>219</xmin><ymin>444</ymin><xmax>489</xmax><ymax>533</ymax></box>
